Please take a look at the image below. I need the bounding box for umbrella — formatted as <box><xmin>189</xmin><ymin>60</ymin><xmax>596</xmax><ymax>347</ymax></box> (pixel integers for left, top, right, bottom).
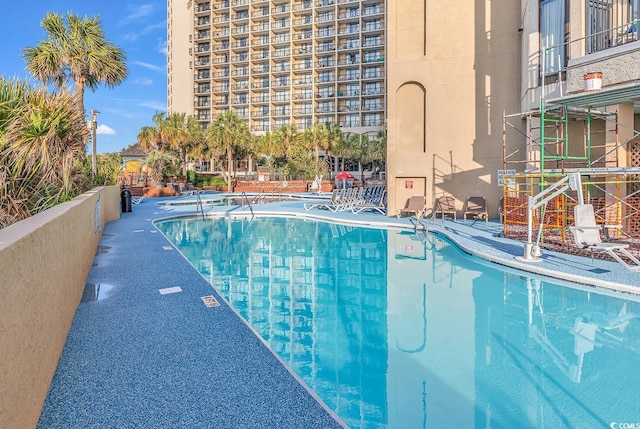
<box><xmin>335</xmin><ymin>172</ymin><xmax>354</xmax><ymax>179</ymax></box>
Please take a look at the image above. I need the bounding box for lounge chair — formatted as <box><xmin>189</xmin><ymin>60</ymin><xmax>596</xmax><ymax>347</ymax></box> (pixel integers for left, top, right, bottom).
<box><xmin>463</xmin><ymin>196</ymin><xmax>488</xmax><ymax>222</ymax></box>
<box><xmin>432</xmin><ymin>195</ymin><xmax>456</xmax><ymax>225</ymax></box>
<box><xmin>352</xmin><ymin>190</ymin><xmax>387</xmax><ymax>215</ymax></box>
<box><xmin>304</xmin><ymin>189</ymin><xmax>343</xmax><ymax>211</ymax></box>
<box><xmin>397</xmin><ymin>196</ymin><xmax>426</xmax><ymax>219</ymax></box>
<box><xmin>569</xmin><ymin>204</ymin><xmax>640</xmax><ymax>271</ymax></box>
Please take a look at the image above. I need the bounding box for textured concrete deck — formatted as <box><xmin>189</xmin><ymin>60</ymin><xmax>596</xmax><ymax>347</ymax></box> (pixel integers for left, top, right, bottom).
<box><xmin>37</xmin><ymin>193</ymin><xmax>640</xmax><ymax>428</ymax></box>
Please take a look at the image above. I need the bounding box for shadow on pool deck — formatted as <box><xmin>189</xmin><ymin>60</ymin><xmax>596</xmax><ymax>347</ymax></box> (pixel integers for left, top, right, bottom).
<box><xmin>37</xmin><ymin>196</ymin><xmax>640</xmax><ymax>428</ymax></box>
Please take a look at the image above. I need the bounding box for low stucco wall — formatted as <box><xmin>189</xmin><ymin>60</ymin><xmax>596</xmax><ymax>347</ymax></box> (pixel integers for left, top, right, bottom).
<box><xmin>0</xmin><ymin>186</ymin><xmax>120</xmax><ymax>428</ymax></box>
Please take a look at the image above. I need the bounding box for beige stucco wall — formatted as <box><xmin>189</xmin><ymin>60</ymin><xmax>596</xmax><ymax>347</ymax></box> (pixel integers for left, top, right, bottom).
<box><xmin>387</xmin><ymin>1</ymin><xmax>522</xmax><ymax>217</ymax></box>
<box><xmin>0</xmin><ymin>186</ymin><xmax>120</xmax><ymax>429</ymax></box>
<box><xmin>167</xmin><ymin>0</ymin><xmax>194</xmax><ymax>116</ymax></box>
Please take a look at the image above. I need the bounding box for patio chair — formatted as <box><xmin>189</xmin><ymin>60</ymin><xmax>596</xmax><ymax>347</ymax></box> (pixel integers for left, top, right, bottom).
<box><xmin>569</xmin><ymin>204</ymin><xmax>640</xmax><ymax>271</ymax></box>
<box><xmin>396</xmin><ymin>195</ymin><xmax>426</xmax><ymax>219</ymax></box>
<box><xmin>432</xmin><ymin>195</ymin><xmax>456</xmax><ymax>224</ymax></box>
<box><xmin>463</xmin><ymin>196</ymin><xmax>488</xmax><ymax>222</ymax></box>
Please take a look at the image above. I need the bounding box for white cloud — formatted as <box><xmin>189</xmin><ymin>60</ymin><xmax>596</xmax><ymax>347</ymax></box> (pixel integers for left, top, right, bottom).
<box><xmin>97</xmin><ymin>124</ymin><xmax>116</xmax><ymax>135</ymax></box>
<box><xmin>158</xmin><ymin>40</ymin><xmax>168</xmax><ymax>56</ymax></box>
<box><xmin>121</xmin><ymin>21</ymin><xmax>166</xmax><ymax>42</ymax></box>
<box><xmin>133</xmin><ymin>61</ymin><xmax>164</xmax><ymax>73</ymax></box>
<box><xmin>120</xmin><ymin>4</ymin><xmax>155</xmax><ymax>26</ymax></box>
<box><xmin>134</xmin><ymin>77</ymin><xmax>153</xmax><ymax>86</ymax></box>
<box><xmin>139</xmin><ymin>101</ymin><xmax>167</xmax><ymax>111</ymax></box>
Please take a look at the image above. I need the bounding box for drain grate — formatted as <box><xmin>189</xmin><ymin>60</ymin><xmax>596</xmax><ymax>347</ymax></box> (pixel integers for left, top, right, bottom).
<box><xmin>201</xmin><ymin>295</ymin><xmax>220</xmax><ymax>307</ymax></box>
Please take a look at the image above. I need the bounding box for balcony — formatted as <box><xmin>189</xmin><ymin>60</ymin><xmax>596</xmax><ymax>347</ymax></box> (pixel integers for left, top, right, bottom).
<box><xmin>293</xmin><ymin>92</ymin><xmax>313</xmax><ymax>100</ymax></box>
<box><xmin>195</xmin><ymin>86</ymin><xmax>211</xmax><ymax>94</ymax></box>
<box><xmin>194</xmin><ymin>58</ymin><xmax>211</xmax><ymax>67</ymax></box>
<box><xmin>316</xmin><ymin>45</ymin><xmax>335</xmax><ymax>53</ymax></box>
<box><xmin>194</xmin><ymin>31</ymin><xmax>211</xmax><ymax>41</ymax></box>
<box><xmin>194</xmin><ymin>18</ymin><xmax>211</xmax><ymax>28</ymax></box>
<box><xmin>362</xmin><ymin>6</ymin><xmax>384</xmax><ymax>17</ymax></box>
<box><xmin>251</xmin><ymin>96</ymin><xmax>270</xmax><ymax>103</ymax></box>
<box><xmin>292</xmin><ymin>1</ymin><xmax>312</xmax><ymax>11</ymax></box>
<box><xmin>271</xmin><ymin>5</ymin><xmax>291</xmax><ymax>15</ymax></box>
<box><xmin>315</xmin><ymin>0</ymin><xmax>334</xmax><ymax>8</ymax></box>
<box><xmin>195</xmin><ymin>3</ymin><xmax>211</xmax><ymax>14</ymax></box>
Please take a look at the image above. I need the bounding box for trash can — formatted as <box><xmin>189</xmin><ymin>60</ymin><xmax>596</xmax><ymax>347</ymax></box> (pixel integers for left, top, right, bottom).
<box><xmin>121</xmin><ymin>189</ymin><xmax>132</xmax><ymax>213</ymax></box>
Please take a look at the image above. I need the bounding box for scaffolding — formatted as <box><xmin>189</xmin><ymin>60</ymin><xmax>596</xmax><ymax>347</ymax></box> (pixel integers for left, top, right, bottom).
<box><xmin>502</xmin><ymin>99</ymin><xmax>640</xmax><ymax>259</ymax></box>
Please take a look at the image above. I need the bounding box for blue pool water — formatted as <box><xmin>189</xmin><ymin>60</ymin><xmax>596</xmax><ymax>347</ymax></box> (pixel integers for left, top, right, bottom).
<box><xmin>156</xmin><ymin>216</ymin><xmax>640</xmax><ymax>429</ymax></box>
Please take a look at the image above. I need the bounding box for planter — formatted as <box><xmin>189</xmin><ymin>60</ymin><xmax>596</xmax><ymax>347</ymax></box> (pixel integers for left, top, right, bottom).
<box><xmin>584</xmin><ymin>72</ymin><xmax>603</xmax><ymax>92</ymax></box>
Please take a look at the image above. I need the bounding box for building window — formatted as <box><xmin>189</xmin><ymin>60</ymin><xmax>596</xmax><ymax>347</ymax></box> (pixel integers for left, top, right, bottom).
<box><xmin>540</xmin><ymin>0</ymin><xmax>565</xmax><ymax>73</ymax></box>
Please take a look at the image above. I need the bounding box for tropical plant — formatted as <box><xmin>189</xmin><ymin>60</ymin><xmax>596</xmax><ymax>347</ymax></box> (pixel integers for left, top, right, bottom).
<box><xmin>22</xmin><ymin>12</ymin><xmax>128</xmax><ymax>116</ymax></box>
<box><xmin>142</xmin><ymin>150</ymin><xmax>179</xmax><ymax>187</ymax></box>
<box><xmin>254</xmin><ymin>130</ymin><xmax>287</xmax><ymax>178</ymax></box>
<box><xmin>206</xmin><ymin>111</ymin><xmax>252</xmax><ymax>192</ymax></box>
<box><xmin>137</xmin><ymin>111</ymin><xmax>168</xmax><ymax>151</ymax></box>
<box><xmin>93</xmin><ymin>152</ymin><xmax>123</xmax><ymax>186</ymax></box>
<box><xmin>138</xmin><ymin>112</ymin><xmax>204</xmax><ymax>176</ymax></box>
<box><xmin>0</xmin><ymin>78</ymin><xmax>89</xmax><ymax>226</ymax></box>
<box><xmin>300</xmin><ymin>123</ymin><xmax>333</xmax><ymax>175</ymax></box>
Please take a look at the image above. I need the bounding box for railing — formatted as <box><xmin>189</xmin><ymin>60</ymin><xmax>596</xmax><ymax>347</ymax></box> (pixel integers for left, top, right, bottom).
<box><xmin>240</xmin><ymin>192</ymin><xmax>255</xmax><ymax>220</ymax></box>
<box><xmin>195</xmin><ymin>192</ymin><xmax>205</xmax><ymax>219</ymax></box>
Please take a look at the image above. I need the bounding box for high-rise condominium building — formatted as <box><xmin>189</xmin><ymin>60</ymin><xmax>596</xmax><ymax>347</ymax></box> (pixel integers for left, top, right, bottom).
<box><xmin>167</xmin><ymin>0</ymin><xmax>386</xmax><ymax>137</ymax></box>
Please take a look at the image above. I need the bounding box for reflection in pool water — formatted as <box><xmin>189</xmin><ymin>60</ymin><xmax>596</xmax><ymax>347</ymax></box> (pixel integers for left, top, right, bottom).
<box><xmin>156</xmin><ymin>216</ymin><xmax>640</xmax><ymax>429</ymax></box>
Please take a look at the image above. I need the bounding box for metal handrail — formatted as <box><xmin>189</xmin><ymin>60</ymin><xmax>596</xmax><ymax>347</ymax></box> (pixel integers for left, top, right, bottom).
<box><xmin>195</xmin><ymin>192</ymin><xmax>205</xmax><ymax>220</ymax></box>
<box><xmin>241</xmin><ymin>191</ymin><xmax>255</xmax><ymax>220</ymax></box>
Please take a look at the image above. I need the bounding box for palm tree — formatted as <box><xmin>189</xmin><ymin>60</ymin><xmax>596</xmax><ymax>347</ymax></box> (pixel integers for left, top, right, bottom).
<box><xmin>142</xmin><ymin>150</ymin><xmax>179</xmax><ymax>187</ymax></box>
<box><xmin>22</xmin><ymin>12</ymin><xmax>128</xmax><ymax>116</ymax></box>
<box><xmin>254</xmin><ymin>131</ymin><xmax>286</xmax><ymax>178</ymax></box>
<box><xmin>161</xmin><ymin>113</ymin><xmax>204</xmax><ymax>176</ymax></box>
<box><xmin>137</xmin><ymin>111</ymin><xmax>168</xmax><ymax>152</ymax></box>
<box><xmin>207</xmin><ymin>111</ymin><xmax>252</xmax><ymax>192</ymax></box>
<box><xmin>300</xmin><ymin>123</ymin><xmax>332</xmax><ymax>174</ymax></box>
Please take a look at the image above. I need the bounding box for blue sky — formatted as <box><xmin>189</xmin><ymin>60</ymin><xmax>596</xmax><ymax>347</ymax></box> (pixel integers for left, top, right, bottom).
<box><xmin>0</xmin><ymin>1</ymin><xmax>167</xmax><ymax>154</ymax></box>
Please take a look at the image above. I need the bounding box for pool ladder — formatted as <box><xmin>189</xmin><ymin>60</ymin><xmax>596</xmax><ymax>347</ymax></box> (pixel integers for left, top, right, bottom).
<box><xmin>411</xmin><ymin>209</ymin><xmax>438</xmax><ymax>232</ymax></box>
<box><xmin>195</xmin><ymin>192</ymin><xmax>205</xmax><ymax>220</ymax></box>
<box><xmin>240</xmin><ymin>192</ymin><xmax>255</xmax><ymax>220</ymax></box>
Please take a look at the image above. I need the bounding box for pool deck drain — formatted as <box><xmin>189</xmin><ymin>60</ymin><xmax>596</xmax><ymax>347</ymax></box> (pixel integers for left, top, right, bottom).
<box><xmin>201</xmin><ymin>295</ymin><xmax>220</xmax><ymax>307</ymax></box>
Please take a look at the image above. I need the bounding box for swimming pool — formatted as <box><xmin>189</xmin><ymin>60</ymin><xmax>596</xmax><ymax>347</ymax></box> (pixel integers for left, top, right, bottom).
<box><xmin>156</xmin><ymin>215</ymin><xmax>640</xmax><ymax>429</ymax></box>
<box><xmin>159</xmin><ymin>192</ymin><xmax>323</xmax><ymax>207</ymax></box>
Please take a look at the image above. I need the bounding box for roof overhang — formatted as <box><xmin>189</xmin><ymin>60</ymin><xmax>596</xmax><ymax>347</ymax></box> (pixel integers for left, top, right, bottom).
<box><xmin>546</xmin><ymin>81</ymin><xmax>640</xmax><ymax>110</ymax></box>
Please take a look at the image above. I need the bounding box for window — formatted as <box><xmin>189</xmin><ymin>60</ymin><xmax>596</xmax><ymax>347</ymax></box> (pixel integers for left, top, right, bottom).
<box><xmin>540</xmin><ymin>0</ymin><xmax>565</xmax><ymax>72</ymax></box>
<box><xmin>586</xmin><ymin>0</ymin><xmax>613</xmax><ymax>53</ymax></box>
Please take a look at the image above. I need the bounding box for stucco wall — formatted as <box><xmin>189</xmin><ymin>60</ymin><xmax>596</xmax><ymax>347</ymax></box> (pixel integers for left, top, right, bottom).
<box><xmin>0</xmin><ymin>186</ymin><xmax>120</xmax><ymax>428</ymax></box>
<box><xmin>387</xmin><ymin>0</ymin><xmax>521</xmax><ymax>217</ymax></box>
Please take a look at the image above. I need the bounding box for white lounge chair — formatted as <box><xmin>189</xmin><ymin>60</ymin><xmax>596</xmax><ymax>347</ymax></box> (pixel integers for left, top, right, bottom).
<box><xmin>304</xmin><ymin>189</ymin><xmax>341</xmax><ymax>211</ymax></box>
<box><xmin>570</xmin><ymin>204</ymin><xmax>640</xmax><ymax>271</ymax></box>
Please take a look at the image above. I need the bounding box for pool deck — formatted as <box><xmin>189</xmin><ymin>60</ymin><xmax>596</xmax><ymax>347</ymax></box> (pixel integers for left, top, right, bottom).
<box><xmin>37</xmin><ymin>194</ymin><xmax>640</xmax><ymax>428</ymax></box>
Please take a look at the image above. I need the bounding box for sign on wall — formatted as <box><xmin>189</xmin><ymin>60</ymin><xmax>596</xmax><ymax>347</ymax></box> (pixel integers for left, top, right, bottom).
<box><xmin>497</xmin><ymin>170</ymin><xmax>516</xmax><ymax>187</ymax></box>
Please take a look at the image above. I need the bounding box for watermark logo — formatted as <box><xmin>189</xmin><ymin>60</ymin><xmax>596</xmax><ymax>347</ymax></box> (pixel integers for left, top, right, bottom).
<box><xmin>610</xmin><ymin>423</ymin><xmax>640</xmax><ymax>429</ymax></box>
